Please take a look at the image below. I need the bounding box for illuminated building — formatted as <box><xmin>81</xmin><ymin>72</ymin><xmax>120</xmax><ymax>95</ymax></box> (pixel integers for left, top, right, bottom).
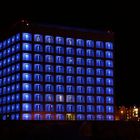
<box><xmin>0</xmin><ymin>21</ymin><xmax>114</xmax><ymax>120</ymax></box>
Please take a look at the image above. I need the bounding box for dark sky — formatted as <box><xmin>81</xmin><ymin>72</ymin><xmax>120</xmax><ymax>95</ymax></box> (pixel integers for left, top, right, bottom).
<box><xmin>0</xmin><ymin>2</ymin><xmax>139</xmax><ymax>106</ymax></box>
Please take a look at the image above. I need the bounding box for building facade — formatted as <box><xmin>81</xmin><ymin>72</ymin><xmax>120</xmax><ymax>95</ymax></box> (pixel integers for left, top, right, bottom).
<box><xmin>0</xmin><ymin>21</ymin><xmax>114</xmax><ymax>120</ymax></box>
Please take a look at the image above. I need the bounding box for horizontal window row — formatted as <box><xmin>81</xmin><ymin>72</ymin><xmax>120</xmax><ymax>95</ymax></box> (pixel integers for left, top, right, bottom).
<box><xmin>21</xmin><ymin>93</ymin><xmax>113</xmax><ymax>104</ymax></box>
<box><xmin>1</xmin><ymin>113</ymin><xmax>114</xmax><ymax>121</ymax></box>
<box><xmin>0</xmin><ymin>84</ymin><xmax>20</xmax><ymax>95</ymax></box>
<box><xmin>0</xmin><ymin>34</ymin><xmax>20</xmax><ymax>49</ymax></box>
<box><xmin>0</xmin><ymin>64</ymin><xmax>20</xmax><ymax>76</ymax></box>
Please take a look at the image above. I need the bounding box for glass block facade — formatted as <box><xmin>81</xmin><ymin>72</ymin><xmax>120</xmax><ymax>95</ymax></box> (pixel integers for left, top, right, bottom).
<box><xmin>0</xmin><ymin>28</ymin><xmax>114</xmax><ymax>120</ymax></box>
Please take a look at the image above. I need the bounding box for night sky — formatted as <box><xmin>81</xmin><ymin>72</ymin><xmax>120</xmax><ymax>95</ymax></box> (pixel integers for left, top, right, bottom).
<box><xmin>0</xmin><ymin>2</ymin><xmax>139</xmax><ymax>106</ymax></box>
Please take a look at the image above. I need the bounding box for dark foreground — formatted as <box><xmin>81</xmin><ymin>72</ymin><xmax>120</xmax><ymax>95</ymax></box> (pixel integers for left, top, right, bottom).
<box><xmin>0</xmin><ymin>121</ymin><xmax>140</xmax><ymax>140</ymax></box>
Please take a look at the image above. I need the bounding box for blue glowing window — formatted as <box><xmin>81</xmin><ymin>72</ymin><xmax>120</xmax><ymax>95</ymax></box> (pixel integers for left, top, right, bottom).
<box><xmin>77</xmin><ymin>76</ymin><xmax>84</xmax><ymax>84</ymax></box>
<box><xmin>34</xmin><ymin>64</ymin><xmax>43</xmax><ymax>72</ymax></box>
<box><xmin>22</xmin><ymin>83</ymin><xmax>32</xmax><ymax>91</ymax></box>
<box><xmin>77</xmin><ymin>95</ymin><xmax>85</xmax><ymax>103</ymax></box>
<box><xmin>16</xmin><ymin>104</ymin><xmax>20</xmax><ymax>111</ymax></box>
<box><xmin>56</xmin><ymin>65</ymin><xmax>64</xmax><ymax>73</ymax></box>
<box><xmin>96</xmin><ymin>59</ymin><xmax>104</xmax><ymax>67</ymax></box>
<box><xmin>66</xmin><ymin>57</ymin><xmax>74</xmax><ymax>65</ymax></box>
<box><xmin>16</xmin><ymin>43</ymin><xmax>20</xmax><ymax>52</ymax></box>
<box><xmin>22</xmin><ymin>113</ymin><xmax>31</xmax><ymax>120</ymax></box>
<box><xmin>56</xmin><ymin>46</ymin><xmax>64</xmax><ymax>54</ymax></box>
<box><xmin>76</xmin><ymin>48</ymin><xmax>84</xmax><ymax>56</ymax></box>
<box><xmin>0</xmin><ymin>70</ymin><xmax>2</xmax><ymax>77</ymax></box>
<box><xmin>7</xmin><ymin>48</ymin><xmax>11</xmax><ymax>55</ymax></box>
<box><xmin>45</xmin><ymin>65</ymin><xmax>54</xmax><ymax>73</ymax></box>
<box><xmin>34</xmin><ymin>114</ymin><xmax>42</xmax><ymax>120</ymax></box>
<box><xmin>56</xmin><ymin>36</ymin><xmax>64</xmax><ymax>45</ymax></box>
<box><xmin>86</xmin><ymin>49</ymin><xmax>94</xmax><ymax>57</ymax></box>
<box><xmin>34</xmin><ymin>104</ymin><xmax>43</xmax><ymax>112</ymax></box>
<box><xmin>34</xmin><ymin>34</ymin><xmax>43</xmax><ymax>42</ymax></box>
<box><xmin>86</xmin><ymin>40</ymin><xmax>94</xmax><ymax>48</ymax></box>
<box><xmin>7</xmin><ymin>57</ymin><xmax>11</xmax><ymax>65</ymax></box>
<box><xmin>2</xmin><ymin>87</ymin><xmax>6</xmax><ymax>94</ymax></box>
<box><xmin>34</xmin><ymin>54</ymin><xmax>43</xmax><ymax>62</ymax></box>
<box><xmin>56</xmin><ymin>104</ymin><xmax>64</xmax><ymax>112</ymax></box>
<box><xmin>66</xmin><ymin>47</ymin><xmax>74</xmax><ymax>55</ymax></box>
<box><xmin>76</xmin><ymin>58</ymin><xmax>84</xmax><ymax>65</ymax></box>
<box><xmin>106</xmin><ymin>78</ymin><xmax>113</xmax><ymax>86</ymax></box>
<box><xmin>34</xmin><ymin>84</ymin><xmax>43</xmax><ymax>92</ymax></box>
<box><xmin>76</xmin><ymin>86</ymin><xmax>85</xmax><ymax>94</ymax></box>
<box><xmin>56</xmin><ymin>75</ymin><xmax>64</xmax><ymax>83</ymax></box>
<box><xmin>106</xmin><ymin>96</ymin><xmax>114</xmax><ymax>104</ymax></box>
<box><xmin>86</xmin><ymin>58</ymin><xmax>94</xmax><ymax>66</ymax></box>
<box><xmin>56</xmin><ymin>85</ymin><xmax>64</xmax><ymax>93</ymax></box>
<box><xmin>11</xmin><ymin>104</ymin><xmax>15</xmax><ymax>112</ymax></box>
<box><xmin>34</xmin><ymin>94</ymin><xmax>43</xmax><ymax>102</ymax></box>
<box><xmin>96</xmin><ymin>41</ymin><xmax>104</xmax><ymax>48</ymax></box>
<box><xmin>11</xmin><ymin>75</ymin><xmax>15</xmax><ymax>83</ymax></box>
<box><xmin>96</xmin><ymin>68</ymin><xmax>104</xmax><ymax>76</ymax></box>
<box><xmin>16</xmin><ymin>54</ymin><xmax>20</xmax><ymax>62</ymax></box>
<box><xmin>22</xmin><ymin>93</ymin><xmax>32</xmax><ymax>101</ymax></box>
<box><xmin>45</xmin><ymin>94</ymin><xmax>54</xmax><ymax>102</ymax></box>
<box><xmin>77</xmin><ymin>114</ymin><xmax>85</xmax><ymax>120</ymax></box>
<box><xmin>86</xmin><ymin>86</ymin><xmax>94</xmax><ymax>94</ymax></box>
<box><xmin>3</xmin><ymin>77</ymin><xmax>6</xmax><ymax>85</ymax></box>
<box><xmin>16</xmin><ymin>84</ymin><xmax>20</xmax><ymax>92</ymax></box>
<box><xmin>56</xmin><ymin>56</ymin><xmax>64</xmax><ymax>64</ymax></box>
<box><xmin>16</xmin><ymin>73</ymin><xmax>20</xmax><ymax>81</ymax></box>
<box><xmin>45</xmin><ymin>114</ymin><xmax>54</xmax><ymax>120</ymax></box>
<box><xmin>3</xmin><ymin>96</ymin><xmax>7</xmax><ymax>103</ymax></box>
<box><xmin>12</xmin><ymin>46</ymin><xmax>16</xmax><ymax>53</ymax></box>
<box><xmin>3</xmin><ymin>68</ymin><xmax>7</xmax><ymax>76</ymax></box>
<box><xmin>45</xmin><ymin>104</ymin><xmax>54</xmax><ymax>112</ymax></box>
<box><xmin>34</xmin><ymin>44</ymin><xmax>43</xmax><ymax>52</ymax></box>
<box><xmin>3</xmin><ymin>59</ymin><xmax>6</xmax><ymax>67</ymax></box>
<box><xmin>7</xmin><ymin>86</ymin><xmax>10</xmax><ymax>94</ymax></box>
<box><xmin>3</xmin><ymin>50</ymin><xmax>7</xmax><ymax>57</ymax></box>
<box><xmin>0</xmin><ymin>88</ymin><xmax>2</xmax><ymax>95</ymax></box>
<box><xmin>3</xmin><ymin>40</ymin><xmax>6</xmax><ymax>49</ymax></box>
<box><xmin>7</xmin><ymin>105</ymin><xmax>10</xmax><ymax>113</ymax></box>
<box><xmin>106</xmin><ymin>69</ymin><xmax>113</xmax><ymax>77</ymax></box>
<box><xmin>66</xmin><ymin>76</ymin><xmax>74</xmax><ymax>84</ymax></box>
<box><xmin>15</xmin><ymin>114</ymin><xmax>20</xmax><ymax>120</ymax></box>
<box><xmin>86</xmin><ymin>77</ymin><xmax>94</xmax><ymax>84</ymax></box>
<box><xmin>22</xmin><ymin>103</ymin><xmax>32</xmax><ymax>111</ymax></box>
<box><xmin>0</xmin><ymin>61</ymin><xmax>2</xmax><ymax>68</ymax></box>
<box><xmin>106</xmin><ymin>87</ymin><xmax>113</xmax><ymax>95</ymax></box>
<box><xmin>56</xmin><ymin>94</ymin><xmax>64</xmax><ymax>102</ymax></box>
<box><xmin>106</xmin><ymin>51</ymin><xmax>113</xmax><ymax>58</ymax></box>
<box><xmin>106</xmin><ymin>115</ymin><xmax>114</xmax><ymax>121</ymax></box>
<box><xmin>22</xmin><ymin>63</ymin><xmax>32</xmax><ymax>71</ymax></box>
<box><xmin>96</xmin><ymin>115</ymin><xmax>104</xmax><ymax>120</ymax></box>
<box><xmin>45</xmin><ymin>84</ymin><xmax>54</xmax><ymax>92</ymax></box>
<box><xmin>45</xmin><ymin>74</ymin><xmax>54</xmax><ymax>82</ymax></box>
<box><xmin>34</xmin><ymin>74</ymin><xmax>43</xmax><ymax>82</ymax></box>
<box><xmin>12</xmin><ymin>36</ymin><xmax>15</xmax><ymax>44</ymax></box>
<box><xmin>11</xmin><ymin>55</ymin><xmax>15</xmax><ymax>63</ymax></box>
<box><xmin>66</xmin><ymin>85</ymin><xmax>75</xmax><ymax>93</ymax></box>
<box><xmin>0</xmin><ymin>79</ymin><xmax>2</xmax><ymax>86</ymax></box>
<box><xmin>96</xmin><ymin>96</ymin><xmax>104</xmax><ymax>104</ymax></box>
<box><xmin>22</xmin><ymin>33</ymin><xmax>32</xmax><ymax>41</ymax></box>
<box><xmin>66</xmin><ymin>95</ymin><xmax>75</xmax><ymax>102</ymax></box>
<box><xmin>66</xmin><ymin>104</ymin><xmax>75</xmax><ymax>112</ymax></box>
<box><xmin>76</xmin><ymin>67</ymin><xmax>84</xmax><ymax>75</ymax></box>
<box><xmin>22</xmin><ymin>43</ymin><xmax>32</xmax><ymax>51</ymax></box>
<box><xmin>96</xmin><ymin>50</ymin><xmax>104</xmax><ymax>57</ymax></box>
<box><xmin>96</xmin><ymin>78</ymin><xmax>104</xmax><ymax>85</ymax></box>
<box><xmin>96</xmin><ymin>105</ymin><xmax>104</xmax><ymax>113</ymax></box>
<box><xmin>45</xmin><ymin>55</ymin><xmax>54</xmax><ymax>63</ymax></box>
<box><xmin>105</xmin><ymin>42</ymin><xmax>113</xmax><ymax>50</ymax></box>
<box><xmin>45</xmin><ymin>35</ymin><xmax>54</xmax><ymax>44</ymax></box>
<box><xmin>66</xmin><ymin>38</ymin><xmax>74</xmax><ymax>46</ymax></box>
<box><xmin>77</xmin><ymin>105</ymin><xmax>85</xmax><ymax>112</ymax></box>
<box><xmin>106</xmin><ymin>60</ymin><xmax>113</xmax><ymax>68</ymax></box>
<box><xmin>7</xmin><ymin>38</ymin><xmax>11</xmax><ymax>46</ymax></box>
<box><xmin>22</xmin><ymin>73</ymin><xmax>32</xmax><ymax>81</ymax></box>
<box><xmin>45</xmin><ymin>45</ymin><xmax>54</xmax><ymax>53</ymax></box>
<box><xmin>16</xmin><ymin>63</ymin><xmax>20</xmax><ymax>72</ymax></box>
<box><xmin>0</xmin><ymin>42</ymin><xmax>2</xmax><ymax>50</ymax></box>
<box><xmin>87</xmin><ymin>115</ymin><xmax>95</xmax><ymax>120</ymax></box>
<box><xmin>66</xmin><ymin>66</ymin><xmax>74</xmax><ymax>74</ymax></box>
<box><xmin>22</xmin><ymin>53</ymin><xmax>32</xmax><ymax>61</ymax></box>
<box><xmin>106</xmin><ymin>106</ymin><xmax>114</xmax><ymax>113</ymax></box>
<box><xmin>87</xmin><ymin>105</ymin><xmax>95</xmax><ymax>113</ymax></box>
<box><xmin>76</xmin><ymin>39</ymin><xmax>84</xmax><ymax>47</ymax></box>
<box><xmin>56</xmin><ymin>114</ymin><xmax>64</xmax><ymax>120</ymax></box>
<box><xmin>11</xmin><ymin>85</ymin><xmax>15</xmax><ymax>93</ymax></box>
<box><xmin>86</xmin><ymin>68</ymin><xmax>94</xmax><ymax>75</ymax></box>
<box><xmin>87</xmin><ymin>96</ymin><xmax>94</xmax><ymax>103</ymax></box>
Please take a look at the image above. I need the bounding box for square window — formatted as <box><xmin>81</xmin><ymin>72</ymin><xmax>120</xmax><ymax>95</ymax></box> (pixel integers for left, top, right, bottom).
<box><xmin>56</xmin><ymin>36</ymin><xmax>64</xmax><ymax>45</ymax></box>
<box><xmin>22</xmin><ymin>43</ymin><xmax>32</xmax><ymax>51</ymax></box>
<box><xmin>22</xmin><ymin>33</ymin><xmax>32</xmax><ymax>41</ymax></box>
<box><xmin>34</xmin><ymin>34</ymin><xmax>43</xmax><ymax>42</ymax></box>
<box><xmin>66</xmin><ymin>38</ymin><xmax>74</xmax><ymax>46</ymax></box>
<box><xmin>45</xmin><ymin>35</ymin><xmax>54</xmax><ymax>44</ymax></box>
<box><xmin>22</xmin><ymin>53</ymin><xmax>32</xmax><ymax>61</ymax></box>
